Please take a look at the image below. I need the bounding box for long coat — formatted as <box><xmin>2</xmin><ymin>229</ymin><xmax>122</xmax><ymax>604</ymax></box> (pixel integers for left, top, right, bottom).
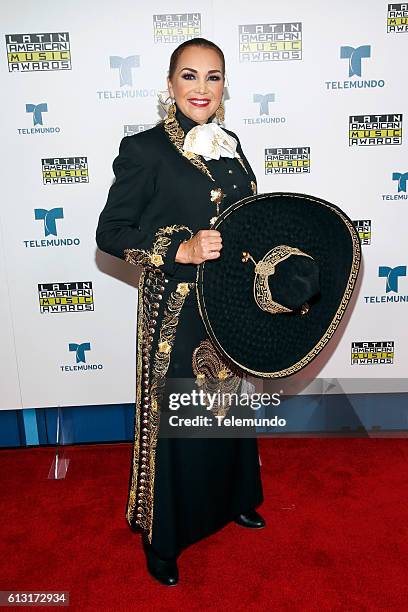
<box><xmin>96</xmin><ymin>106</ymin><xmax>264</xmax><ymax>558</ymax></box>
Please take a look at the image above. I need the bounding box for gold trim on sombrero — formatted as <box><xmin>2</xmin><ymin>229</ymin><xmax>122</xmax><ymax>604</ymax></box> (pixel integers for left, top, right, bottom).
<box><xmin>242</xmin><ymin>245</ymin><xmax>313</xmax><ymax>315</ymax></box>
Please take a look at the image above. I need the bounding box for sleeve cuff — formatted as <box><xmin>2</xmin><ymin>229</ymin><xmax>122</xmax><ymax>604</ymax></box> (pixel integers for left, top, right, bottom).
<box><xmin>124</xmin><ymin>224</ymin><xmax>193</xmax><ymax>276</ymax></box>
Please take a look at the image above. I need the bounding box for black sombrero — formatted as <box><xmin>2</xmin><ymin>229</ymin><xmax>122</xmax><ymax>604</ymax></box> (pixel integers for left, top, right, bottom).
<box><xmin>196</xmin><ymin>192</ymin><xmax>362</xmax><ymax>378</ymax></box>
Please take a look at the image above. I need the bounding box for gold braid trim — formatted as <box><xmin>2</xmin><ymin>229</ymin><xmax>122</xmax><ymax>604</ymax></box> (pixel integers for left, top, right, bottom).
<box><xmin>126</xmin><ymin>270</ymin><xmax>147</xmax><ymax>526</ymax></box>
<box><xmin>163</xmin><ymin>114</ymin><xmax>215</xmax><ymax>182</ymax></box>
<box><xmin>124</xmin><ymin>224</ymin><xmax>193</xmax><ymax>268</ymax></box>
<box><xmin>146</xmin><ymin>281</ymin><xmax>195</xmax><ymax>541</ymax></box>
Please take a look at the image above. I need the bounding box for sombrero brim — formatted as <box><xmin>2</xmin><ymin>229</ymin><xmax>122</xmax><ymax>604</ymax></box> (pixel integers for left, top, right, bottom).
<box><xmin>196</xmin><ymin>192</ymin><xmax>361</xmax><ymax>378</ymax></box>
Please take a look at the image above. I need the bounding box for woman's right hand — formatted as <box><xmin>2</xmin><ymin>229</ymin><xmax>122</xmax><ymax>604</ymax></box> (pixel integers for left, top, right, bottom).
<box><xmin>175</xmin><ymin>229</ymin><xmax>222</xmax><ymax>264</ymax></box>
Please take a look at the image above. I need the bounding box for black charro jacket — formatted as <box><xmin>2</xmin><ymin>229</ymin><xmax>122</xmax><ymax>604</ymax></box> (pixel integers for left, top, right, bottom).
<box><xmin>96</xmin><ymin>105</ymin><xmax>257</xmax><ymax>282</ymax></box>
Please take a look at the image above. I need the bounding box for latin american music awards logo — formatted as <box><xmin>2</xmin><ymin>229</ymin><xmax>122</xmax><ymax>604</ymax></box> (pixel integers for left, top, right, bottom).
<box><xmin>5</xmin><ymin>32</ymin><xmax>72</xmax><ymax>72</ymax></box>
<box><xmin>153</xmin><ymin>13</ymin><xmax>201</xmax><ymax>43</ymax></box>
<box><xmin>18</xmin><ymin>102</ymin><xmax>61</xmax><ymax>135</ymax></box>
<box><xmin>38</xmin><ymin>282</ymin><xmax>94</xmax><ymax>313</ymax></box>
<box><xmin>387</xmin><ymin>3</ymin><xmax>408</xmax><ymax>32</ymax></box>
<box><xmin>41</xmin><ymin>157</ymin><xmax>89</xmax><ymax>184</ymax></box>
<box><xmin>239</xmin><ymin>22</ymin><xmax>302</xmax><ymax>62</ymax></box>
<box><xmin>364</xmin><ymin>265</ymin><xmax>407</xmax><ymax>304</ymax></box>
<box><xmin>325</xmin><ymin>45</ymin><xmax>385</xmax><ymax>90</ymax></box>
<box><xmin>60</xmin><ymin>342</ymin><xmax>103</xmax><ymax>372</ymax></box>
<box><xmin>349</xmin><ymin>114</ymin><xmax>402</xmax><ymax>146</ymax></box>
<box><xmin>353</xmin><ymin>220</ymin><xmax>371</xmax><ymax>245</ymax></box>
<box><xmin>264</xmin><ymin>147</ymin><xmax>310</xmax><ymax>174</ymax></box>
<box><xmin>382</xmin><ymin>171</ymin><xmax>408</xmax><ymax>201</ymax></box>
<box><xmin>24</xmin><ymin>208</ymin><xmax>80</xmax><ymax>249</ymax></box>
<box><xmin>97</xmin><ymin>54</ymin><xmax>156</xmax><ymax>101</ymax></box>
<box><xmin>243</xmin><ymin>93</ymin><xmax>286</xmax><ymax>126</ymax></box>
<box><xmin>351</xmin><ymin>341</ymin><xmax>394</xmax><ymax>365</ymax></box>
<box><xmin>124</xmin><ymin>124</ymin><xmax>155</xmax><ymax>137</ymax></box>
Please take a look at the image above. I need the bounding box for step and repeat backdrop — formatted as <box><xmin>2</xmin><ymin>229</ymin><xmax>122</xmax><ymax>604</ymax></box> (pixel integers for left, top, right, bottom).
<box><xmin>1</xmin><ymin>0</ymin><xmax>407</xmax><ymax>410</ymax></box>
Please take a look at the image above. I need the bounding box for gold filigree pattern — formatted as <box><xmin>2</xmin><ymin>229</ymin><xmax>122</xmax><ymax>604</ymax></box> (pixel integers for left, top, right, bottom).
<box><xmin>242</xmin><ymin>246</ymin><xmax>314</xmax><ymax>315</ymax></box>
<box><xmin>163</xmin><ymin>114</ymin><xmax>215</xmax><ymax>181</ymax></box>
<box><xmin>192</xmin><ymin>339</ymin><xmax>242</xmax><ymax>418</ymax></box>
<box><xmin>124</xmin><ymin>224</ymin><xmax>193</xmax><ymax>268</ymax></box>
<box><xmin>125</xmin><ymin>272</ymin><xmax>195</xmax><ymax>543</ymax></box>
<box><xmin>147</xmin><ymin>281</ymin><xmax>195</xmax><ymax>540</ymax></box>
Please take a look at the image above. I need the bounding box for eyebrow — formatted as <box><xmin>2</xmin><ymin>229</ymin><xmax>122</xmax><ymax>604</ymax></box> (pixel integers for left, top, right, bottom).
<box><xmin>178</xmin><ymin>67</ymin><xmax>222</xmax><ymax>74</ymax></box>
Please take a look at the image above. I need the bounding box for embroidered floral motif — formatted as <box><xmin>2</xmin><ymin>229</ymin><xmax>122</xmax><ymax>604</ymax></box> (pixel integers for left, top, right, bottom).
<box><xmin>124</xmin><ymin>224</ymin><xmax>193</xmax><ymax>268</ymax></box>
<box><xmin>192</xmin><ymin>338</ymin><xmax>242</xmax><ymax>418</ymax></box>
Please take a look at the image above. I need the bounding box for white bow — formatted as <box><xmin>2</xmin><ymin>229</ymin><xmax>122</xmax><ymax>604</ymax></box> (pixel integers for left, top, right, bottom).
<box><xmin>182</xmin><ymin>122</ymin><xmax>238</xmax><ymax>161</ymax></box>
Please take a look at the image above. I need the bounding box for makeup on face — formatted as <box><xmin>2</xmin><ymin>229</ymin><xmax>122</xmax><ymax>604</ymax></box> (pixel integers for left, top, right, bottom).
<box><xmin>168</xmin><ymin>47</ymin><xmax>224</xmax><ymax>124</ymax></box>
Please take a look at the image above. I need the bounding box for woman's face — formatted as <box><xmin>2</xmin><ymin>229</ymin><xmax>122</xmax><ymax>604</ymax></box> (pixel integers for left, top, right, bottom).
<box><xmin>167</xmin><ymin>46</ymin><xmax>224</xmax><ymax>125</ymax></box>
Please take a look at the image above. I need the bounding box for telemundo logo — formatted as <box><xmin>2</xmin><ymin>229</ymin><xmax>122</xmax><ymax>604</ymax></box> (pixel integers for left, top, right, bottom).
<box><xmin>60</xmin><ymin>342</ymin><xmax>104</xmax><ymax>372</ymax></box>
<box><xmin>325</xmin><ymin>45</ymin><xmax>385</xmax><ymax>90</ymax></box>
<box><xmin>97</xmin><ymin>54</ymin><xmax>156</xmax><ymax>101</ymax></box>
<box><xmin>364</xmin><ymin>265</ymin><xmax>407</xmax><ymax>303</ymax></box>
<box><xmin>18</xmin><ymin>102</ymin><xmax>61</xmax><ymax>135</ymax></box>
<box><xmin>392</xmin><ymin>172</ymin><xmax>408</xmax><ymax>192</ymax></box>
<box><xmin>26</xmin><ymin>102</ymin><xmax>47</xmax><ymax>125</ymax></box>
<box><xmin>69</xmin><ymin>342</ymin><xmax>91</xmax><ymax>363</ymax></box>
<box><xmin>243</xmin><ymin>93</ymin><xmax>286</xmax><ymax>126</ymax></box>
<box><xmin>23</xmin><ymin>208</ymin><xmax>80</xmax><ymax>248</ymax></box>
<box><xmin>110</xmin><ymin>55</ymin><xmax>139</xmax><ymax>86</ymax></box>
<box><xmin>382</xmin><ymin>171</ymin><xmax>408</xmax><ymax>201</ymax></box>
<box><xmin>341</xmin><ymin>45</ymin><xmax>370</xmax><ymax>77</ymax></box>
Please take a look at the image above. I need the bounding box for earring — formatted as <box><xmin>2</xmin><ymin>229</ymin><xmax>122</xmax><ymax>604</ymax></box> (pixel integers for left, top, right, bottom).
<box><xmin>164</xmin><ymin>98</ymin><xmax>176</xmax><ymax>124</ymax></box>
<box><xmin>216</xmin><ymin>100</ymin><xmax>225</xmax><ymax>124</ymax></box>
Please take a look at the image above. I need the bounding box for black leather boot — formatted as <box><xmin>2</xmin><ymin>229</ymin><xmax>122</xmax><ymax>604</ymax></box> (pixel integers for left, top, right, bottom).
<box><xmin>142</xmin><ymin>537</ymin><xmax>179</xmax><ymax>586</ymax></box>
<box><xmin>234</xmin><ymin>509</ymin><xmax>266</xmax><ymax>529</ymax></box>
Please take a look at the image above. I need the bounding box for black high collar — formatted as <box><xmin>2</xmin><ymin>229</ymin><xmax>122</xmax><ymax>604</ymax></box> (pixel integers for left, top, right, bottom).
<box><xmin>175</xmin><ymin>104</ymin><xmax>213</xmax><ymax>133</ymax></box>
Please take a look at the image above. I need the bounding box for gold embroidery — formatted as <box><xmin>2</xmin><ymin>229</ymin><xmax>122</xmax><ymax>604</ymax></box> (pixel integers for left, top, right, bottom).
<box><xmin>126</xmin><ymin>270</ymin><xmax>195</xmax><ymax>543</ymax></box>
<box><xmin>158</xmin><ymin>340</ymin><xmax>171</xmax><ymax>354</ymax></box>
<box><xmin>163</xmin><ymin>114</ymin><xmax>215</xmax><ymax>181</ymax></box>
<box><xmin>126</xmin><ymin>268</ymin><xmax>165</xmax><ymax>536</ymax></box>
<box><xmin>146</xmin><ymin>281</ymin><xmax>195</xmax><ymax>540</ymax></box>
<box><xmin>210</xmin><ymin>187</ymin><xmax>224</xmax><ymax>205</ymax></box>
<box><xmin>126</xmin><ymin>269</ymin><xmax>148</xmax><ymax>527</ymax></box>
<box><xmin>242</xmin><ymin>246</ymin><xmax>314</xmax><ymax>315</ymax></box>
<box><xmin>176</xmin><ymin>282</ymin><xmax>191</xmax><ymax>296</ymax></box>
<box><xmin>124</xmin><ymin>224</ymin><xmax>193</xmax><ymax>268</ymax></box>
<box><xmin>192</xmin><ymin>339</ymin><xmax>242</xmax><ymax>418</ymax></box>
<box><xmin>210</xmin><ymin>187</ymin><xmax>225</xmax><ymax>220</ymax></box>
<box><xmin>236</xmin><ymin>156</ymin><xmax>248</xmax><ymax>175</ymax></box>
<box><xmin>150</xmin><ymin>254</ymin><xmax>164</xmax><ymax>267</ymax></box>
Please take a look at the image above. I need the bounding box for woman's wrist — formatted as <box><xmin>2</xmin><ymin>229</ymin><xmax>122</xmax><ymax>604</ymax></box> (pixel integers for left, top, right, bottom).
<box><xmin>175</xmin><ymin>241</ymin><xmax>190</xmax><ymax>264</ymax></box>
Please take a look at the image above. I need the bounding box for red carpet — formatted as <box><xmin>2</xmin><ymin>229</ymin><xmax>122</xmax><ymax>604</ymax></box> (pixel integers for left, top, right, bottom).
<box><xmin>1</xmin><ymin>438</ymin><xmax>408</xmax><ymax>611</ymax></box>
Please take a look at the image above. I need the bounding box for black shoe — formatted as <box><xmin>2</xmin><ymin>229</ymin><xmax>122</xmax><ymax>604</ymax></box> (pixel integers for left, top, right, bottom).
<box><xmin>234</xmin><ymin>509</ymin><xmax>266</xmax><ymax>529</ymax></box>
<box><xmin>142</xmin><ymin>538</ymin><xmax>179</xmax><ymax>586</ymax></box>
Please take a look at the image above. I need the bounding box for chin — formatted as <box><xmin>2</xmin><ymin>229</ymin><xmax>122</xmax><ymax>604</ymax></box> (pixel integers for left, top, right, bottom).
<box><xmin>183</xmin><ymin>104</ymin><xmax>216</xmax><ymax>124</ymax></box>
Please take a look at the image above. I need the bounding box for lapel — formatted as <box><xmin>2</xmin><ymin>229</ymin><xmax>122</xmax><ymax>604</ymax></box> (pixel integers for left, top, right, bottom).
<box><xmin>162</xmin><ymin>113</ymin><xmax>216</xmax><ymax>183</ymax></box>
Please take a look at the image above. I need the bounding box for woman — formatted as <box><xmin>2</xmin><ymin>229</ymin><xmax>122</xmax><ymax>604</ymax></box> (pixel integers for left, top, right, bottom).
<box><xmin>96</xmin><ymin>38</ymin><xmax>265</xmax><ymax>586</ymax></box>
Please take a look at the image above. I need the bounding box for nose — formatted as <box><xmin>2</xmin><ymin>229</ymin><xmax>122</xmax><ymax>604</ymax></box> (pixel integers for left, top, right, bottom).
<box><xmin>195</xmin><ymin>77</ymin><xmax>209</xmax><ymax>95</ymax></box>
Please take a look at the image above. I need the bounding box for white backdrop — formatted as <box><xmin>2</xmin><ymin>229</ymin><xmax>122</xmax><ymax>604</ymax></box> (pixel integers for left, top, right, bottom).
<box><xmin>1</xmin><ymin>0</ymin><xmax>407</xmax><ymax>409</ymax></box>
